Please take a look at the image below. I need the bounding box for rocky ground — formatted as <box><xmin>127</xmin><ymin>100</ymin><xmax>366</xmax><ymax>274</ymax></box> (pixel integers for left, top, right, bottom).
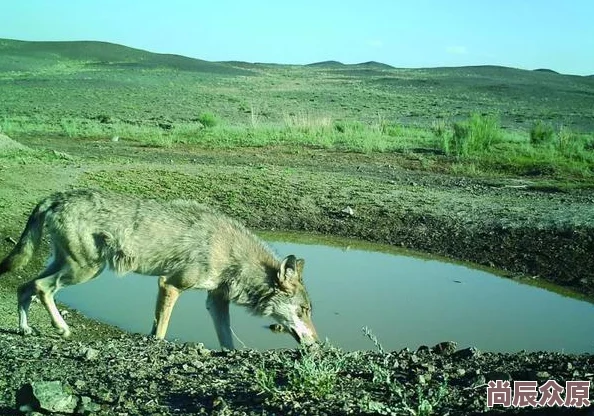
<box><xmin>0</xmin><ymin>135</ymin><xmax>593</xmax><ymax>415</ymax></box>
<box><xmin>0</xmin><ymin>331</ymin><xmax>593</xmax><ymax>416</ymax></box>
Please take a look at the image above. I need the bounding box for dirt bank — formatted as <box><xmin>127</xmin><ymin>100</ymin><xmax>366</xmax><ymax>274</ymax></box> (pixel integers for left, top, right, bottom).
<box><xmin>71</xmin><ymin>139</ymin><xmax>594</xmax><ymax>300</ymax></box>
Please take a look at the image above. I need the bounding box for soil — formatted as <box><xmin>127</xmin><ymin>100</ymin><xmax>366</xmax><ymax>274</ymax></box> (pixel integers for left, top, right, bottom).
<box><xmin>1</xmin><ymin>332</ymin><xmax>593</xmax><ymax>416</ymax></box>
<box><xmin>0</xmin><ymin>135</ymin><xmax>593</xmax><ymax>415</ymax></box>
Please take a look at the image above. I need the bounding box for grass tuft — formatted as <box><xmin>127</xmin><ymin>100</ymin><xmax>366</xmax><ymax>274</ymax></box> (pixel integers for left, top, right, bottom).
<box><xmin>530</xmin><ymin>120</ymin><xmax>555</xmax><ymax>146</ymax></box>
<box><xmin>197</xmin><ymin>112</ymin><xmax>219</xmax><ymax>128</ymax></box>
<box><xmin>443</xmin><ymin>113</ymin><xmax>502</xmax><ymax>157</ymax></box>
<box><xmin>255</xmin><ymin>342</ymin><xmax>345</xmax><ymax>400</ymax></box>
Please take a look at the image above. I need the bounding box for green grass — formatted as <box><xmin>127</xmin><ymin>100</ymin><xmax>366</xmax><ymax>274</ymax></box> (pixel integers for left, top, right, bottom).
<box><xmin>530</xmin><ymin>120</ymin><xmax>555</xmax><ymax>146</ymax></box>
<box><xmin>255</xmin><ymin>343</ymin><xmax>346</xmax><ymax>400</ymax></box>
<box><xmin>197</xmin><ymin>111</ymin><xmax>218</xmax><ymax>128</ymax></box>
<box><xmin>440</xmin><ymin>113</ymin><xmax>502</xmax><ymax>157</ymax></box>
<box><xmin>4</xmin><ymin>112</ymin><xmax>593</xmax><ymax>179</ymax></box>
<box><xmin>1</xmin><ymin>38</ymin><xmax>594</xmax><ymax>181</ymax></box>
<box><xmin>0</xmin><ymin>113</ymin><xmax>435</xmax><ymax>153</ymax></box>
<box><xmin>433</xmin><ymin>115</ymin><xmax>594</xmax><ymax>178</ymax></box>
<box><xmin>2</xmin><ymin>38</ymin><xmax>593</xmax><ymax>131</ymax></box>
<box><xmin>256</xmin><ymin>328</ymin><xmax>452</xmax><ymax>415</ymax></box>
<box><xmin>254</xmin><ymin>334</ymin><xmax>450</xmax><ymax>416</ymax></box>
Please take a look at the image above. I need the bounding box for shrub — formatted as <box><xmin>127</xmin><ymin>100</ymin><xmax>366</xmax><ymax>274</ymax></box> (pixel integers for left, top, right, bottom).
<box><xmin>467</xmin><ymin>113</ymin><xmax>501</xmax><ymax>151</ymax></box>
<box><xmin>197</xmin><ymin>112</ymin><xmax>218</xmax><ymax>128</ymax></box>
<box><xmin>530</xmin><ymin>120</ymin><xmax>555</xmax><ymax>146</ymax></box>
<box><xmin>444</xmin><ymin>113</ymin><xmax>501</xmax><ymax>157</ymax></box>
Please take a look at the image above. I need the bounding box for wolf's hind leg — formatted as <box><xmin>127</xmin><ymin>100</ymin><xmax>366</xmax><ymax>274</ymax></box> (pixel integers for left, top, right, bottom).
<box><xmin>17</xmin><ymin>259</ymin><xmax>64</xmax><ymax>336</ymax></box>
<box><xmin>32</xmin><ymin>262</ymin><xmax>102</xmax><ymax>338</ymax></box>
<box><xmin>206</xmin><ymin>290</ymin><xmax>234</xmax><ymax>350</ymax></box>
<box><xmin>151</xmin><ymin>275</ymin><xmax>182</xmax><ymax>340</ymax></box>
<box><xmin>18</xmin><ymin>281</ymin><xmax>39</xmax><ymax>336</ymax></box>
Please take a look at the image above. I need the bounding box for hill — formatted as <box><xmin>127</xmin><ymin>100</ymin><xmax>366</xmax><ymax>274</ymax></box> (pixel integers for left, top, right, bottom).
<box><xmin>0</xmin><ymin>38</ymin><xmax>593</xmax><ymax>132</ymax></box>
<box><xmin>0</xmin><ymin>38</ymin><xmax>254</xmax><ymax>76</ymax></box>
<box><xmin>306</xmin><ymin>60</ymin><xmax>346</xmax><ymax>68</ymax></box>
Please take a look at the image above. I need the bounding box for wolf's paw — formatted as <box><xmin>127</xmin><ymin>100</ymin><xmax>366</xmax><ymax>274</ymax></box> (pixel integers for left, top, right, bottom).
<box><xmin>58</xmin><ymin>327</ymin><xmax>71</xmax><ymax>339</ymax></box>
<box><xmin>19</xmin><ymin>326</ymin><xmax>36</xmax><ymax>336</ymax></box>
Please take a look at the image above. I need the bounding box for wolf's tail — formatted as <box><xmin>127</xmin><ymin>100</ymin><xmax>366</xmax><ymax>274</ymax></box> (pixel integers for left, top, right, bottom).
<box><xmin>0</xmin><ymin>197</ymin><xmax>55</xmax><ymax>276</ymax></box>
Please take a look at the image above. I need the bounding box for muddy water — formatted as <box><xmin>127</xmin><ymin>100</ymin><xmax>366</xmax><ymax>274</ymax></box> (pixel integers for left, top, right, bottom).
<box><xmin>55</xmin><ymin>233</ymin><xmax>594</xmax><ymax>353</ymax></box>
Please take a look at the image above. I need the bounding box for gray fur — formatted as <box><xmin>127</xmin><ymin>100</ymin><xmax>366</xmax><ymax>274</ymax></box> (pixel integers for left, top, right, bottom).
<box><xmin>0</xmin><ymin>189</ymin><xmax>318</xmax><ymax>349</ymax></box>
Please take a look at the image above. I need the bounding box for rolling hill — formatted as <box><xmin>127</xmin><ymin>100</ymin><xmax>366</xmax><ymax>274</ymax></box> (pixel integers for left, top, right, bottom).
<box><xmin>0</xmin><ymin>38</ymin><xmax>593</xmax><ymax>132</ymax></box>
<box><xmin>0</xmin><ymin>38</ymin><xmax>253</xmax><ymax>76</ymax></box>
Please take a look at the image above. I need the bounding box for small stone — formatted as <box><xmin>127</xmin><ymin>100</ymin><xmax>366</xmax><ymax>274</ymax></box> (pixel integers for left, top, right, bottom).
<box><xmin>453</xmin><ymin>347</ymin><xmax>480</xmax><ymax>359</ymax></box>
<box><xmin>423</xmin><ymin>364</ymin><xmax>436</xmax><ymax>373</ymax></box>
<box><xmin>471</xmin><ymin>374</ymin><xmax>486</xmax><ymax>388</ymax></box>
<box><xmin>16</xmin><ymin>381</ymin><xmax>78</xmax><ymax>414</ymax></box>
<box><xmin>82</xmin><ymin>347</ymin><xmax>99</xmax><ymax>361</ymax></box>
<box><xmin>431</xmin><ymin>341</ymin><xmax>458</xmax><ymax>356</ymax></box>
<box><xmin>76</xmin><ymin>396</ymin><xmax>101</xmax><ymax>413</ymax></box>
<box><xmin>416</xmin><ymin>345</ymin><xmax>430</xmax><ymax>354</ymax></box>
<box><xmin>212</xmin><ymin>396</ymin><xmax>228</xmax><ymax>411</ymax></box>
<box><xmin>197</xmin><ymin>347</ymin><xmax>211</xmax><ymax>357</ymax></box>
<box><xmin>341</xmin><ymin>206</ymin><xmax>355</xmax><ymax>216</ymax></box>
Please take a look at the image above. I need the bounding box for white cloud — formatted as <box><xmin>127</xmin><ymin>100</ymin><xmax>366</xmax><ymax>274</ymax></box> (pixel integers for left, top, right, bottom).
<box><xmin>446</xmin><ymin>45</ymin><xmax>468</xmax><ymax>55</ymax></box>
<box><xmin>368</xmin><ymin>39</ymin><xmax>384</xmax><ymax>48</ymax></box>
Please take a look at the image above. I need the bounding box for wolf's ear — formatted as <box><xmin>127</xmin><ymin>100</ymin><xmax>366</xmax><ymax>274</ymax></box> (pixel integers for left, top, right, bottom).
<box><xmin>277</xmin><ymin>255</ymin><xmax>304</xmax><ymax>292</ymax></box>
<box><xmin>295</xmin><ymin>258</ymin><xmax>305</xmax><ymax>275</ymax></box>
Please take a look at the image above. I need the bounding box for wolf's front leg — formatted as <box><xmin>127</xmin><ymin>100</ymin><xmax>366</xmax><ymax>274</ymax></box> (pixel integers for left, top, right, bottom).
<box><xmin>152</xmin><ymin>276</ymin><xmax>181</xmax><ymax>339</ymax></box>
<box><xmin>206</xmin><ymin>291</ymin><xmax>234</xmax><ymax>350</ymax></box>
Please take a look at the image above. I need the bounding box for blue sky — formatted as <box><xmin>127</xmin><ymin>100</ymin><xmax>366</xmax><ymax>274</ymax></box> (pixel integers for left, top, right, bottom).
<box><xmin>2</xmin><ymin>0</ymin><xmax>593</xmax><ymax>75</ymax></box>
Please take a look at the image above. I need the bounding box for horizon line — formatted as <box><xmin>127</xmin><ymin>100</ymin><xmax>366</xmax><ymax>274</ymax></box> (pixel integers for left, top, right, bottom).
<box><xmin>1</xmin><ymin>36</ymin><xmax>591</xmax><ymax>78</ymax></box>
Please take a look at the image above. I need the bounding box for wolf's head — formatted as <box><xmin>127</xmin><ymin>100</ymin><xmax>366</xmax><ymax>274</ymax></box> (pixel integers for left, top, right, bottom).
<box><xmin>269</xmin><ymin>255</ymin><xmax>318</xmax><ymax>346</ymax></box>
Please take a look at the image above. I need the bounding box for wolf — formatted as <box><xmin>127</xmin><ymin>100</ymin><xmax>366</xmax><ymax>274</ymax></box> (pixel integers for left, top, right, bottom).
<box><xmin>0</xmin><ymin>189</ymin><xmax>318</xmax><ymax>349</ymax></box>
